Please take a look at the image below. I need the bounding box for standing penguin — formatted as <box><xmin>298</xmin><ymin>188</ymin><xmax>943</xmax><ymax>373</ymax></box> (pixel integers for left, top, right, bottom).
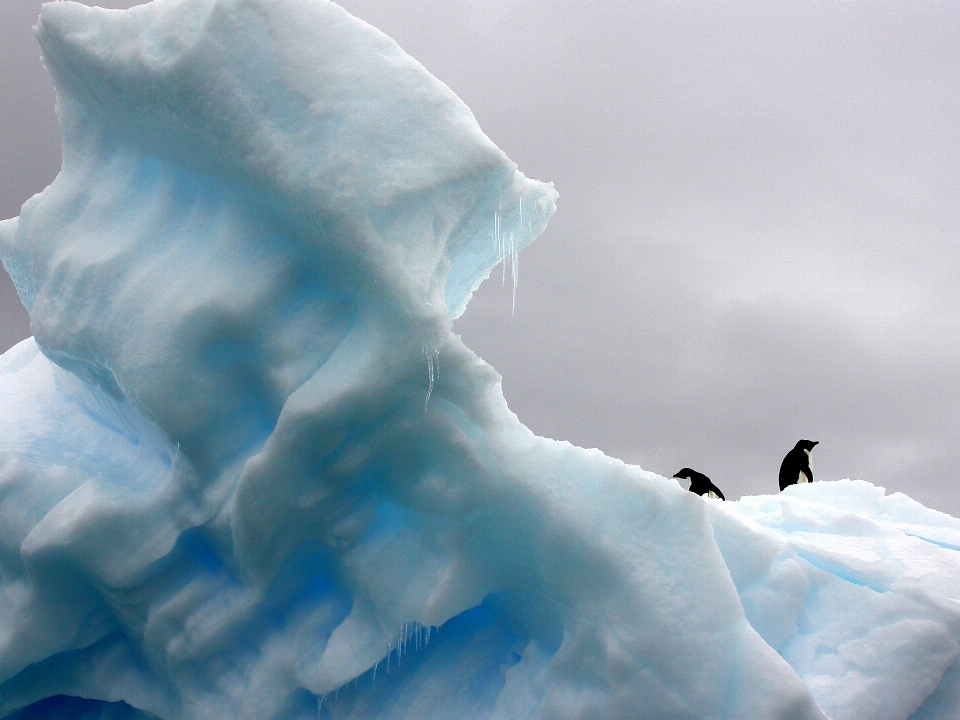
<box><xmin>779</xmin><ymin>440</ymin><xmax>818</xmax><ymax>491</ymax></box>
<box><xmin>674</xmin><ymin>468</ymin><xmax>725</xmax><ymax>500</ymax></box>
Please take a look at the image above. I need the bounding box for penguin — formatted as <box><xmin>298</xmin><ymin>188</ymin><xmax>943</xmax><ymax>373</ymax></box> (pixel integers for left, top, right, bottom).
<box><xmin>674</xmin><ymin>468</ymin><xmax>725</xmax><ymax>500</ymax></box>
<box><xmin>779</xmin><ymin>440</ymin><xmax>818</xmax><ymax>491</ymax></box>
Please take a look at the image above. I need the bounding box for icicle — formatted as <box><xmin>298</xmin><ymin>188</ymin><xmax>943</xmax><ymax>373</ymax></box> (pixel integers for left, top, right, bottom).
<box><xmin>509</xmin><ymin>231</ymin><xmax>518</xmax><ymax>316</ymax></box>
<box><xmin>425</xmin><ymin>626</ymin><xmax>432</xmax><ymax>646</ymax></box>
<box><xmin>496</xmin><ymin>190</ymin><xmax>505</xmax><ymax>285</ymax></box>
<box><xmin>491</xmin><ymin>190</ymin><xmax>523</xmax><ymax>313</ymax></box>
<box><xmin>511</xmin><ymin>197</ymin><xmax>521</xmax><ymax>316</ymax></box>
<box><xmin>317</xmin><ymin>694</ymin><xmax>323</xmax><ymax>719</ymax></box>
<box><xmin>494</xmin><ymin>210</ymin><xmax>502</xmax><ymax>273</ymax></box>
<box><xmin>423</xmin><ymin>348</ymin><xmax>439</xmax><ymax>409</ymax></box>
<box><xmin>372</xmin><ymin>660</ymin><xmax>378</xmax><ymax>686</ymax></box>
<box><xmin>426</xmin><ymin>357</ymin><xmax>433</xmax><ymax>409</ymax></box>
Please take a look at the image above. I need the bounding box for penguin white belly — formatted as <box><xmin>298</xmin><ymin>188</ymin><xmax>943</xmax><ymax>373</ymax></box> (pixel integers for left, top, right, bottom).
<box><xmin>708</xmin><ymin>490</ymin><xmax>719</xmax><ymax>499</ymax></box>
<box><xmin>799</xmin><ymin>449</ymin><xmax>813</xmax><ymax>483</ymax></box>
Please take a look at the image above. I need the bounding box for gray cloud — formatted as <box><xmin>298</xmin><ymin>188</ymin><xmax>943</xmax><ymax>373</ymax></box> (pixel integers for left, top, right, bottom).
<box><xmin>4</xmin><ymin>1</ymin><xmax>960</xmax><ymax>514</ymax></box>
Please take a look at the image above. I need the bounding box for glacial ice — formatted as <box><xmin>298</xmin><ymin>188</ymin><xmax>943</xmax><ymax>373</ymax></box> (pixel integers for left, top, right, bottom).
<box><xmin>1</xmin><ymin>1</ymin><xmax>959</xmax><ymax>719</ymax></box>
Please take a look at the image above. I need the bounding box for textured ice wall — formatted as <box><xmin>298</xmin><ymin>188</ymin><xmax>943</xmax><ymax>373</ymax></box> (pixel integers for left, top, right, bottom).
<box><xmin>715</xmin><ymin>482</ymin><xmax>960</xmax><ymax>720</ymax></box>
<box><xmin>0</xmin><ymin>2</ymin><xmax>958</xmax><ymax>719</ymax></box>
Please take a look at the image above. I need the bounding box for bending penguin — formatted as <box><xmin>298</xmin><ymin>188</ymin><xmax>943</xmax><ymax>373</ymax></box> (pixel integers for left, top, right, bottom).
<box><xmin>674</xmin><ymin>468</ymin><xmax>725</xmax><ymax>500</ymax></box>
<box><xmin>779</xmin><ymin>440</ymin><xmax>818</xmax><ymax>491</ymax></box>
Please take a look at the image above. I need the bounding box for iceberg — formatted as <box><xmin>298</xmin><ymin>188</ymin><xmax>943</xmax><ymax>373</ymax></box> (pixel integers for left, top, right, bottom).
<box><xmin>1</xmin><ymin>1</ymin><xmax>959</xmax><ymax>718</ymax></box>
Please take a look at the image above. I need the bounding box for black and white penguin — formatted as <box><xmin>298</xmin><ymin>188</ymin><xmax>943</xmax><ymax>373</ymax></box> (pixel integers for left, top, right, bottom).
<box><xmin>674</xmin><ymin>468</ymin><xmax>725</xmax><ymax>500</ymax></box>
<box><xmin>779</xmin><ymin>440</ymin><xmax>818</xmax><ymax>491</ymax></box>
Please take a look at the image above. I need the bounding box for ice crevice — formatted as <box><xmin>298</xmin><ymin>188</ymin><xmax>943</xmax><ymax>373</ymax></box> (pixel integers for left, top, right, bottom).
<box><xmin>1</xmin><ymin>1</ymin><xmax>960</xmax><ymax>719</ymax></box>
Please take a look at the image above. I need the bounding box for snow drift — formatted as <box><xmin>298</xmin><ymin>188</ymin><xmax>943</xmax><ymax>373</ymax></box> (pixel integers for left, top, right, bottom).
<box><xmin>1</xmin><ymin>1</ymin><xmax>959</xmax><ymax>719</ymax></box>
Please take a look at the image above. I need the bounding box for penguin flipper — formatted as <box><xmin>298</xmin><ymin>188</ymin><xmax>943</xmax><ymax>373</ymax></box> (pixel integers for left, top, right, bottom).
<box><xmin>778</xmin><ymin>465</ymin><xmax>794</xmax><ymax>491</ymax></box>
<box><xmin>779</xmin><ymin>449</ymin><xmax>804</xmax><ymax>491</ymax></box>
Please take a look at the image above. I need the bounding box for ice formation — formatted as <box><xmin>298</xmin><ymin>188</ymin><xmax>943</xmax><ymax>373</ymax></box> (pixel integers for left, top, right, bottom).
<box><xmin>1</xmin><ymin>1</ymin><xmax>959</xmax><ymax>719</ymax></box>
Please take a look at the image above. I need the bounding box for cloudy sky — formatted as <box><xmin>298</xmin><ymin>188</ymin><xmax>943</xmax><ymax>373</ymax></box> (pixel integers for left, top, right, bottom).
<box><xmin>3</xmin><ymin>1</ymin><xmax>960</xmax><ymax>515</ymax></box>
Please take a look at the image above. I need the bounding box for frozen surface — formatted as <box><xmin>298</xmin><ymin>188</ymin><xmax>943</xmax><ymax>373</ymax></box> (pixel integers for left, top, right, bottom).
<box><xmin>0</xmin><ymin>1</ymin><xmax>958</xmax><ymax>719</ymax></box>
<box><xmin>713</xmin><ymin>482</ymin><xmax>960</xmax><ymax>720</ymax></box>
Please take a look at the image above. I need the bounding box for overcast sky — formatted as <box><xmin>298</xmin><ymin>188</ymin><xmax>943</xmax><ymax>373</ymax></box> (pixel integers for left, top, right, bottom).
<box><xmin>3</xmin><ymin>1</ymin><xmax>960</xmax><ymax>515</ymax></box>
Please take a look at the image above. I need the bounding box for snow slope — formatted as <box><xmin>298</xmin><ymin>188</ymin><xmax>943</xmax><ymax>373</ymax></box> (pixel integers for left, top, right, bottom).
<box><xmin>0</xmin><ymin>1</ymin><xmax>958</xmax><ymax>718</ymax></box>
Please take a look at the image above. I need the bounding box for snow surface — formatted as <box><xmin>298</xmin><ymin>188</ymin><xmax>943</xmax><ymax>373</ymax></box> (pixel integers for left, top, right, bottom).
<box><xmin>1</xmin><ymin>1</ymin><xmax>959</xmax><ymax>718</ymax></box>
